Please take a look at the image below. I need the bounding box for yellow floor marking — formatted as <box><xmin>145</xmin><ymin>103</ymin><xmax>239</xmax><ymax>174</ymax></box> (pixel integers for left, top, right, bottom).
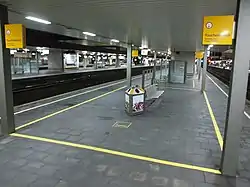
<box><xmin>203</xmin><ymin>91</ymin><xmax>224</xmax><ymax>150</ymax></box>
<box><xmin>16</xmin><ymin>86</ymin><xmax>126</xmax><ymax>131</ymax></box>
<box><xmin>11</xmin><ymin>133</ymin><xmax>221</xmax><ymax>175</ymax></box>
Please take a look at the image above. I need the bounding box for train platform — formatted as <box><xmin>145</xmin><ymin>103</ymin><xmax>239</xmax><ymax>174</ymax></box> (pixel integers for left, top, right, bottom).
<box><xmin>0</xmin><ymin>73</ymin><xmax>250</xmax><ymax>187</ymax></box>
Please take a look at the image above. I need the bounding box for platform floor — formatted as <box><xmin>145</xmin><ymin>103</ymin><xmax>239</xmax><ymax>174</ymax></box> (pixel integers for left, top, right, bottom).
<box><xmin>1</xmin><ymin>73</ymin><xmax>250</xmax><ymax>187</ymax></box>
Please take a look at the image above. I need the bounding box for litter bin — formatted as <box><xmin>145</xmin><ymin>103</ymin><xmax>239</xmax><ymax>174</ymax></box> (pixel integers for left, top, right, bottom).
<box><xmin>125</xmin><ymin>85</ymin><xmax>145</xmax><ymax>115</ymax></box>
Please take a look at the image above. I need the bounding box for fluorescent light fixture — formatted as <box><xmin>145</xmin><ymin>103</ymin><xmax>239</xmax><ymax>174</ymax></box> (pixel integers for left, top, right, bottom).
<box><xmin>139</xmin><ymin>46</ymin><xmax>143</xmax><ymax>49</ymax></box>
<box><xmin>25</xmin><ymin>16</ymin><xmax>51</xmax><ymax>24</ymax></box>
<box><xmin>111</xmin><ymin>39</ymin><xmax>119</xmax><ymax>43</ymax></box>
<box><xmin>132</xmin><ymin>44</ymin><xmax>134</xmax><ymax>46</ymax></box>
<box><xmin>82</xmin><ymin>32</ymin><xmax>96</xmax><ymax>37</ymax></box>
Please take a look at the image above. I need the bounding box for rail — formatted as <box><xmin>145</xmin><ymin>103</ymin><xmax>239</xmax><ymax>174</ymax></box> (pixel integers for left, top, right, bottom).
<box><xmin>207</xmin><ymin>66</ymin><xmax>250</xmax><ymax>100</ymax></box>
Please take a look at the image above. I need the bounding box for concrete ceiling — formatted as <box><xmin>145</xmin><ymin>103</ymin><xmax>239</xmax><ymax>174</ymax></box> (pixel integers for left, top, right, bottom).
<box><xmin>1</xmin><ymin>0</ymin><xmax>237</xmax><ymax>52</ymax></box>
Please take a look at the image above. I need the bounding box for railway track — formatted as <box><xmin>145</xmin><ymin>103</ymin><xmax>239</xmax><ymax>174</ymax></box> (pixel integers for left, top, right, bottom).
<box><xmin>207</xmin><ymin>66</ymin><xmax>250</xmax><ymax>100</ymax></box>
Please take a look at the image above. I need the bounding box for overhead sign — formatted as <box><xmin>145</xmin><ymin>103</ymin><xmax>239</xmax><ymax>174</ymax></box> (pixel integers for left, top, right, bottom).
<box><xmin>4</xmin><ymin>24</ymin><xmax>26</xmax><ymax>49</ymax></box>
<box><xmin>132</xmin><ymin>50</ymin><xmax>139</xmax><ymax>57</ymax></box>
<box><xmin>202</xmin><ymin>15</ymin><xmax>234</xmax><ymax>45</ymax></box>
<box><xmin>195</xmin><ymin>51</ymin><xmax>204</xmax><ymax>59</ymax></box>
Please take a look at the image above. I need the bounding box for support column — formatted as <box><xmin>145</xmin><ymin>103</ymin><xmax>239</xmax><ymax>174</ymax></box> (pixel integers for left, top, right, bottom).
<box><xmin>116</xmin><ymin>54</ymin><xmax>120</xmax><ymax>68</ymax></box>
<box><xmin>198</xmin><ymin>59</ymin><xmax>201</xmax><ymax>80</ymax></box>
<box><xmin>126</xmin><ymin>44</ymin><xmax>132</xmax><ymax>87</ymax></box>
<box><xmin>94</xmin><ymin>53</ymin><xmax>98</xmax><ymax>69</ymax></box>
<box><xmin>152</xmin><ymin>52</ymin><xmax>157</xmax><ymax>84</ymax></box>
<box><xmin>221</xmin><ymin>0</ymin><xmax>250</xmax><ymax>176</ymax></box>
<box><xmin>48</xmin><ymin>49</ymin><xmax>64</xmax><ymax>72</ymax></box>
<box><xmin>201</xmin><ymin>47</ymin><xmax>208</xmax><ymax>91</ymax></box>
<box><xmin>0</xmin><ymin>5</ymin><xmax>15</xmax><ymax>135</ymax></box>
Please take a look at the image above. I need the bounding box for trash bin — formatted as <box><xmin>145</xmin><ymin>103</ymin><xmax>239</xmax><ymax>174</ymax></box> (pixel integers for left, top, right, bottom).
<box><xmin>125</xmin><ymin>85</ymin><xmax>145</xmax><ymax>115</ymax></box>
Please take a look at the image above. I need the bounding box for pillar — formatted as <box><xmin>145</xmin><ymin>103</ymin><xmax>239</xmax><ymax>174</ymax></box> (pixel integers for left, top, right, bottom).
<box><xmin>152</xmin><ymin>52</ymin><xmax>157</xmax><ymax>84</ymax></box>
<box><xmin>48</xmin><ymin>49</ymin><xmax>64</xmax><ymax>72</ymax></box>
<box><xmin>221</xmin><ymin>0</ymin><xmax>250</xmax><ymax>176</ymax></box>
<box><xmin>198</xmin><ymin>59</ymin><xmax>201</xmax><ymax>80</ymax></box>
<box><xmin>94</xmin><ymin>53</ymin><xmax>98</xmax><ymax>69</ymax></box>
<box><xmin>201</xmin><ymin>47</ymin><xmax>208</xmax><ymax>91</ymax></box>
<box><xmin>76</xmin><ymin>52</ymin><xmax>80</xmax><ymax>69</ymax></box>
<box><xmin>0</xmin><ymin>4</ymin><xmax>15</xmax><ymax>135</ymax></box>
<box><xmin>127</xmin><ymin>44</ymin><xmax>132</xmax><ymax>87</ymax></box>
<box><xmin>116</xmin><ymin>54</ymin><xmax>120</xmax><ymax>68</ymax></box>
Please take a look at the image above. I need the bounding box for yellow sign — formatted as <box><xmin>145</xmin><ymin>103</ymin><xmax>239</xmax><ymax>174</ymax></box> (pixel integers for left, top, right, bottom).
<box><xmin>195</xmin><ymin>51</ymin><xmax>204</xmax><ymax>59</ymax></box>
<box><xmin>4</xmin><ymin>24</ymin><xmax>26</xmax><ymax>49</ymax></box>
<box><xmin>202</xmin><ymin>15</ymin><xmax>234</xmax><ymax>45</ymax></box>
<box><xmin>132</xmin><ymin>50</ymin><xmax>139</xmax><ymax>57</ymax></box>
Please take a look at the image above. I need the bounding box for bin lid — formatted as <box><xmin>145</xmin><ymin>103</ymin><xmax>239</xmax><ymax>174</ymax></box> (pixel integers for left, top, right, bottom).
<box><xmin>126</xmin><ymin>86</ymin><xmax>145</xmax><ymax>95</ymax></box>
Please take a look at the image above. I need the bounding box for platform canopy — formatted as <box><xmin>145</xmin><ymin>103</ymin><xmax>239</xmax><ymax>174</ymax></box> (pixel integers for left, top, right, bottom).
<box><xmin>2</xmin><ymin>0</ymin><xmax>237</xmax><ymax>52</ymax></box>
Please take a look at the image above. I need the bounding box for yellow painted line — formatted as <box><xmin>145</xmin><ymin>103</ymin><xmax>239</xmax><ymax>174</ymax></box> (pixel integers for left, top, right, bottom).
<box><xmin>15</xmin><ymin>86</ymin><xmax>126</xmax><ymax>131</ymax></box>
<box><xmin>203</xmin><ymin>91</ymin><xmax>224</xmax><ymax>150</ymax></box>
<box><xmin>11</xmin><ymin>133</ymin><xmax>221</xmax><ymax>175</ymax></box>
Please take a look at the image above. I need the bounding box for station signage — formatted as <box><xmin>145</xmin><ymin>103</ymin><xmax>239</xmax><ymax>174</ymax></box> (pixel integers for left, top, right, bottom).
<box><xmin>4</xmin><ymin>24</ymin><xmax>26</xmax><ymax>49</ymax></box>
<box><xmin>202</xmin><ymin>15</ymin><xmax>234</xmax><ymax>45</ymax></box>
<box><xmin>195</xmin><ymin>51</ymin><xmax>204</xmax><ymax>59</ymax></box>
<box><xmin>132</xmin><ymin>50</ymin><xmax>139</xmax><ymax>57</ymax></box>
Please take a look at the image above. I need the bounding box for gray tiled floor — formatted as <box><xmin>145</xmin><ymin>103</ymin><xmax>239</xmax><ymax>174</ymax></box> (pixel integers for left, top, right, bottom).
<box><xmin>0</xmin><ymin>73</ymin><xmax>250</xmax><ymax>187</ymax></box>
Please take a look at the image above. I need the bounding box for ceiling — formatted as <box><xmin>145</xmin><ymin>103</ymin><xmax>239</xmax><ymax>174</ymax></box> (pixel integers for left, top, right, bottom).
<box><xmin>1</xmin><ymin>0</ymin><xmax>237</xmax><ymax>52</ymax></box>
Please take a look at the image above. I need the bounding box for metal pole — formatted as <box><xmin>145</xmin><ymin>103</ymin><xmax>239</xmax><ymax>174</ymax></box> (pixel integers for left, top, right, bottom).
<box><xmin>201</xmin><ymin>47</ymin><xmax>208</xmax><ymax>91</ymax></box>
<box><xmin>0</xmin><ymin>5</ymin><xmax>15</xmax><ymax>135</ymax></box>
<box><xmin>221</xmin><ymin>0</ymin><xmax>250</xmax><ymax>176</ymax></box>
<box><xmin>126</xmin><ymin>44</ymin><xmax>132</xmax><ymax>87</ymax></box>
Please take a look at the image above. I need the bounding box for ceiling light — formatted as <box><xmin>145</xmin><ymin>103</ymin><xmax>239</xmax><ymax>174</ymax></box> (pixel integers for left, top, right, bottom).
<box><xmin>139</xmin><ymin>47</ymin><xmax>143</xmax><ymax>49</ymax></box>
<box><xmin>132</xmin><ymin>44</ymin><xmax>134</xmax><ymax>47</ymax></box>
<box><xmin>25</xmin><ymin>16</ymin><xmax>51</xmax><ymax>24</ymax></box>
<box><xmin>82</xmin><ymin>32</ymin><xmax>96</xmax><ymax>37</ymax></box>
<box><xmin>111</xmin><ymin>39</ymin><xmax>119</xmax><ymax>43</ymax></box>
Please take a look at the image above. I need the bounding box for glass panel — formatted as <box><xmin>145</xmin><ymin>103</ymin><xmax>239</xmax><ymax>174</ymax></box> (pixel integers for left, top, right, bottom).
<box><xmin>169</xmin><ymin>60</ymin><xmax>186</xmax><ymax>84</ymax></box>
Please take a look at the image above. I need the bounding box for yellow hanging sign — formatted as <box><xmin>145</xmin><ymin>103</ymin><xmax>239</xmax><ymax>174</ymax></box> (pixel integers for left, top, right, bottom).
<box><xmin>195</xmin><ymin>51</ymin><xmax>204</xmax><ymax>59</ymax></box>
<box><xmin>202</xmin><ymin>15</ymin><xmax>234</xmax><ymax>45</ymax></box>
<box><xmin>132</xmin><ymin>50</ymin><xmax>139</xmax><ymax>57</ymax></box>
<box><xmin>4</xmin><ymin>24</ymin><xmax>26</xmax><ymax>49</ymax></box>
